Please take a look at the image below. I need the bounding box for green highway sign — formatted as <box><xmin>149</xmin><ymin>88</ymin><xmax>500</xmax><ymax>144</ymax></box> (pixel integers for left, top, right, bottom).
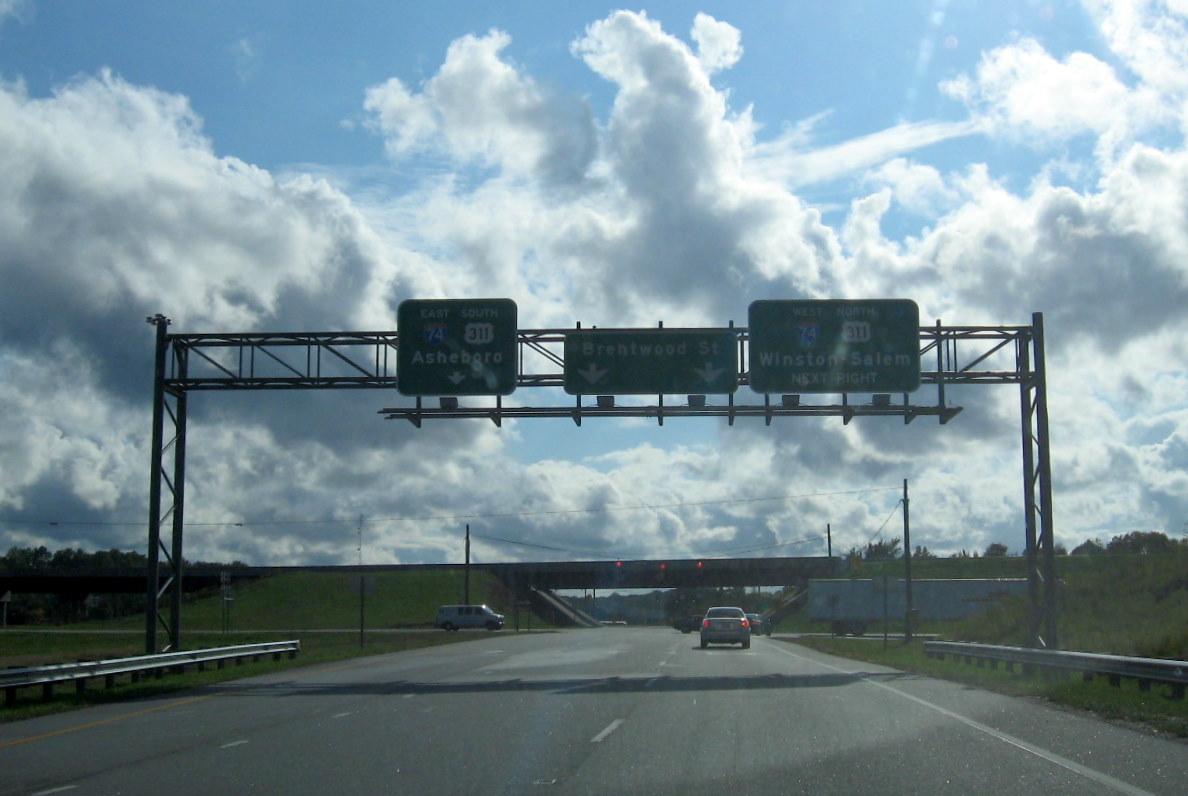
<box><xmin>397</xmin><ymin>299</ymin><xmax>518</xmax><ymax>396</ymax></box>
<box><xmin>564</xmin><ymin>329</ymin><xmax>738</xmax><ymax>395</ymax></box>
<box><xmin>748</xmin><ymin>299</ymin><xmax>920</xmax><ymax>394</ymax></box>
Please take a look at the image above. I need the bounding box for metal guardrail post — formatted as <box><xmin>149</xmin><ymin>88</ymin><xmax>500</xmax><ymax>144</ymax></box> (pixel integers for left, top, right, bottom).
<box><xmin>3</xmin><ymin>641</ymin><xmax>300</xmax><ymax>707</ymax></box>
<box><xmin>923</xmin><ymin>641</ymin><xmax>1187</xmax><ymax>699</ymax></box>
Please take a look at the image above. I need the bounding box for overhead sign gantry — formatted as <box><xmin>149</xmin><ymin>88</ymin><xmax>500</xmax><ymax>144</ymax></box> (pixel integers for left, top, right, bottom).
<box><xmin>144</xmin><ymin>301</ymin><xmax>1057</xmax><ymax>658</ymax></box>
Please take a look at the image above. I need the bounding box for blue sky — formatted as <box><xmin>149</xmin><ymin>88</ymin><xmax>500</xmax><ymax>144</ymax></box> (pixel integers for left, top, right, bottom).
<box><xmin>2</xmin><ymin>1</ymin><xmax>1187</xmax><ymax>567</ymax></box>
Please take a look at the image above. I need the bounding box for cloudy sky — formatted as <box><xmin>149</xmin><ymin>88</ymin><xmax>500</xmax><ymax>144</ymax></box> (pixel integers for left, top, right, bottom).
<box><xmin>1</xmin><ymin>1</ymin><xmax>1186</xmax><ymax>568</ymax></box>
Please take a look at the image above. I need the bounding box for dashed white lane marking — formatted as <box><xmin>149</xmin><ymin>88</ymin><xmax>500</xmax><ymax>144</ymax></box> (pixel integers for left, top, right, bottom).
<box><xmin>31</xmin><ymin>787</ymin><xmax>78</xmax><ymax>795</ymax></box>
<box><xmin>590</xmin><ymin>719</ymin><xmax>625</xmax><ymax>743</ymax></box>
<box><xmin>331</xmin><ymin>712</ymin><xmax>353</xmax><ymax>719</ymax></box>
<box><xmin>771</xmin><ymin>645</ymin><xmax>1156</xmax><ymax>796</ymax></box>
<box><xmin>220</xmin><ymin>740</ymin><xmax>250</xmax><ymax>749</ymax></box>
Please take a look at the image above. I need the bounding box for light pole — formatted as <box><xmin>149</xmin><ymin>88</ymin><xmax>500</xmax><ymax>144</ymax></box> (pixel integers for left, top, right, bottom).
<box><xmin>357</xmin><ymin>514</ymin><xmax>365</xmax><ymax>648</ymax></box>
<box><xmin>902</xmin><ymin>479</ymin><xmax>914</xmax><ymax>642</ymax></box>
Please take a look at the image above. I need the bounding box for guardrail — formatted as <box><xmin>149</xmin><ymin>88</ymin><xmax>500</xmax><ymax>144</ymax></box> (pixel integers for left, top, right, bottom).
<box><xmin>923</xmin><ymin>641</ymin><xmax>1187</xmax><ymax>700</ymax></box>
<box><xmin>2</xmin><ymin>640</ymin><xmax>301</xmax><ymax>707</ymax></box>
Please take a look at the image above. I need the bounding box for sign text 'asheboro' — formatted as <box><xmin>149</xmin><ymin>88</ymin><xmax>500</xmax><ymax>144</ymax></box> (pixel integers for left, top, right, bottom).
<box><xmin>397</xmin><ymin>299</ymin><xmax>517</xmax><ymax>396</ymax></box>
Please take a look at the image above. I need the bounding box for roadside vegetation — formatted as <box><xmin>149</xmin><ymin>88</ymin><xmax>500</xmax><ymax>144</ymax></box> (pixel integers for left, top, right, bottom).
<box><xmin>786</xmin><ymin>541</ymin><xmax>1188</xmax><ymax>739</ymax></box>
<box><xmin>811</xmin><ymin>535</ymin><xmax>1188</xmax><ymax>660</ymax></box>
<box><xmin>0</xmin><ymin>567</ymin><xmax>539</xmax><ymax>722</ymax></box>
<box><xmin>787</xmin><ymin>635</ymin><xmax>1188</xmax><ymax>739</ymax></box>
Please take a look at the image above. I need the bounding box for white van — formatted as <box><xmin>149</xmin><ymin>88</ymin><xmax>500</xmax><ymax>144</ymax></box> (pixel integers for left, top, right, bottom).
<box><xmin>435</xmin><ymin>604</ymin><xmax>505</xmax><ymax>631</ymax></box>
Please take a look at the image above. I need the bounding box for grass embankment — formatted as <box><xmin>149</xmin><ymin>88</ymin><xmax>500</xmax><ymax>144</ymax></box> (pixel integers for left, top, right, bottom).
<box><xmin>165</xmin><ymin>567</ymin><xmax>511</xmax><ymax>632</ymax></box>
<box><xmin>1</xmin><ymin>568</ymin><xmax>537</xmax><ymax>722</ymax></box>
<box><xmin>787</xmin><ymin>551</ymin><xmax>1188</xmax><ymax>738</ymax></box>
<box><xmin>837</xmin><ymin>551</ymin><xmax>1188</xmax><ymax>658</ymax></box>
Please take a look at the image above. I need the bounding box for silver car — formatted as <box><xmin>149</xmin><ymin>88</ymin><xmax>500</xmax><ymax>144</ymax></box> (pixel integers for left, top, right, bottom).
<box><xmin>699</xmin><ymin>606</ymin><xmax>751</xmax><ymax>649</ymax></box>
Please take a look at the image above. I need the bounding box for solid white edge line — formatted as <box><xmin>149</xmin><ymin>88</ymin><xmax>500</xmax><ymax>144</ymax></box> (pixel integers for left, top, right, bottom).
<box><xmin>772</xmin><ymin>645</ymin><xmax>1157</xmax><ymax>796</ymax></box>
<box><xmin>590</xmin><ymin>718</ymin><xmax>625</xmax><ymax>743</ymax></box>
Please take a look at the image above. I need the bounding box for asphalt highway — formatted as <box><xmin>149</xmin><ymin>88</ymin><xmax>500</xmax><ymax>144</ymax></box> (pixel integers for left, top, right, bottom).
<box><xmin>1</xmin><ymin>628</ymin><xmax>1183</xmax><ymax>795</ymax></box>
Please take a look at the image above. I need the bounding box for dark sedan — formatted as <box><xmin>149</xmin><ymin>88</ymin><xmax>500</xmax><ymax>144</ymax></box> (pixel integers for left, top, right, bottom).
<box><xmin>700</xmin><ymin>606</ymin><xmax>750</xmax><ymax>648</ymax></box>
<box><xmin>746</xmin><ymin>613</ymin><xmax>773</xmax><ymax>636</ymax></box>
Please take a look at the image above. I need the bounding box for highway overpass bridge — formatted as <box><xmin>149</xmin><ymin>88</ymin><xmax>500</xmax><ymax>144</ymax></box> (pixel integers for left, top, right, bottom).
<box><xmin>0</xmin><ymin>556</ymin><xmax>843</xmax><ymax>598</ymax></box>
<box><xmin>485</xmin><ymin>556</ymin><xmax>841</xmax><ymax>591</ymax></box>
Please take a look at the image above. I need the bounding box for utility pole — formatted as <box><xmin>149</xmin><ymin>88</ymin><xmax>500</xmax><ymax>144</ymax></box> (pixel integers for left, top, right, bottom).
<box><xmin>464</xmin><ymin>524</ymin><xmax>471</xmax><ymax>604</ymax></box>
<box><xmin>358</xmin><ymin>514</ymin><xmax>365</xmax><ymax>648</ymax></box>
<box><xmin>903</xmin><ymin>479</ymin><xmax>914</xmax><ymax>642</ymax></box>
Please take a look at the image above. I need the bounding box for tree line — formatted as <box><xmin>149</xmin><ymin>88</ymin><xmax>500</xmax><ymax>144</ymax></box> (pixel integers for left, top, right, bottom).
<box><xmin>1</xmin><ymin>546</ymin><xmax>247</xmax><ymax>625</ymax></box>
<box><xmin>1</xmin><ymin>545</ymin><xmax>247</xmax><ymax>572</ymax></box>
<box><xmin>847</xmin><ymin>530</ymin><xmax>1186</xmax><ymax>561</ymax></box>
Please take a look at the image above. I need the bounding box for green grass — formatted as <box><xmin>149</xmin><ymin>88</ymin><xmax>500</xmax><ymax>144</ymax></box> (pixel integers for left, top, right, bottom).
<box><xmin>796</xmin><ymin>551</ymin><xmax>1188</xmax><ymax>659</ymax></box>
<box><xmin>940</xmin><ymin>553</ymin><xmax>1188</xmax><ymax>658</ymax></box>
<box><xmin>1</xmin><ymin>631</ymin><xmax>149</xmax><ymax>668</ymax></box>
<box><xmin>786</xmin><ymin>636</ymin><xmax>1188</xmax><ymax>739</ymax></box>
<box><xmin>0</xmin><ymin>630</ymin><xmax>505</xmax><ymax>723</ymax></box>
<box><xmin>773</xmin><ymin>552</ymin><xmax>1188</xmax><ymax>737</ymax></box>
<box><xmin>0</xmin><ymin>568</ymin><xmax>547</xmax><ymax>722</ymax></box>
<box><xmin>76</xmin><ymin>567</ymin><xmax>517</xmax><ymax>633</ymax></box>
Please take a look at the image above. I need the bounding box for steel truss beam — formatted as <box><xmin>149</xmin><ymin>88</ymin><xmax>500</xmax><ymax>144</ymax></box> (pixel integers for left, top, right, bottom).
<box><xmin>145</xmin><ymin>317</ymin><xmax>1056</xmax><ymax>652</ymax></box>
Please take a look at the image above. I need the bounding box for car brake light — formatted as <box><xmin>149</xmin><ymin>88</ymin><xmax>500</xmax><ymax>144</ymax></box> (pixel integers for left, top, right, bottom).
<box><xmin>702</xmin><ymin>619</ymin><xmax>710</xmax><ymax>628</ymax></box>
<box><xmin>741</xmin><ymin>619</ymin><xmax>749</xmax><ymax>628</ymax></box>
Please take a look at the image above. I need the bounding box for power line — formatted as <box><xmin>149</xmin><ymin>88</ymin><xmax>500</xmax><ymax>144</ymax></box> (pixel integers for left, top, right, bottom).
<box><xmin>362</xmin><ymin>486</ymin><xmax>899</xmax><ymax>526</ymax></box>
<box><xmin>470</xmin><ymin>532</ymin><xmax>610</xmax><ymax>559</ymax></box>
<box><xmin>472</xmin><ymin>530</ymin><xmax>828</xmax><ymax>562</ymax></box>
<box><xmin>704</xmin><ymin>534</ymin><xmax>825</xmax><ymax>558</ymax></box>
<box><xmin>0</xmin><ymin>486</ymin><xmax>901</xmax><ymax>530</ymax></box>
<box><xmin>861</xmin><ymin>499</ymin><xmax>905</xmax><ymax>549</ymax></box>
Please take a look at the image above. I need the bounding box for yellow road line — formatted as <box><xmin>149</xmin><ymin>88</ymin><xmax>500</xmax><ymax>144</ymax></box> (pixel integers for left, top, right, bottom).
<box><xmin>0</xmin><ymin>693</ymin><xmax>222</xmax><ymax>750</ymax></box>
<box><xmin>1</xmin><ymin>656</ymin><xmax>379</xmax><ymax>750</ymax></box>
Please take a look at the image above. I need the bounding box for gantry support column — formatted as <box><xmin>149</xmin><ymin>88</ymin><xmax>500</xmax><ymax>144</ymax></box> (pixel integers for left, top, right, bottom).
<box><xmin>145</xmin><ymin>315</ymin><xmax>187</xmax><ymax>653</ymax></box>
<box><xmin>1020</xmin><ymin>312</ymin><xmax>1058</xmax><ymax>648</ymax></box>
